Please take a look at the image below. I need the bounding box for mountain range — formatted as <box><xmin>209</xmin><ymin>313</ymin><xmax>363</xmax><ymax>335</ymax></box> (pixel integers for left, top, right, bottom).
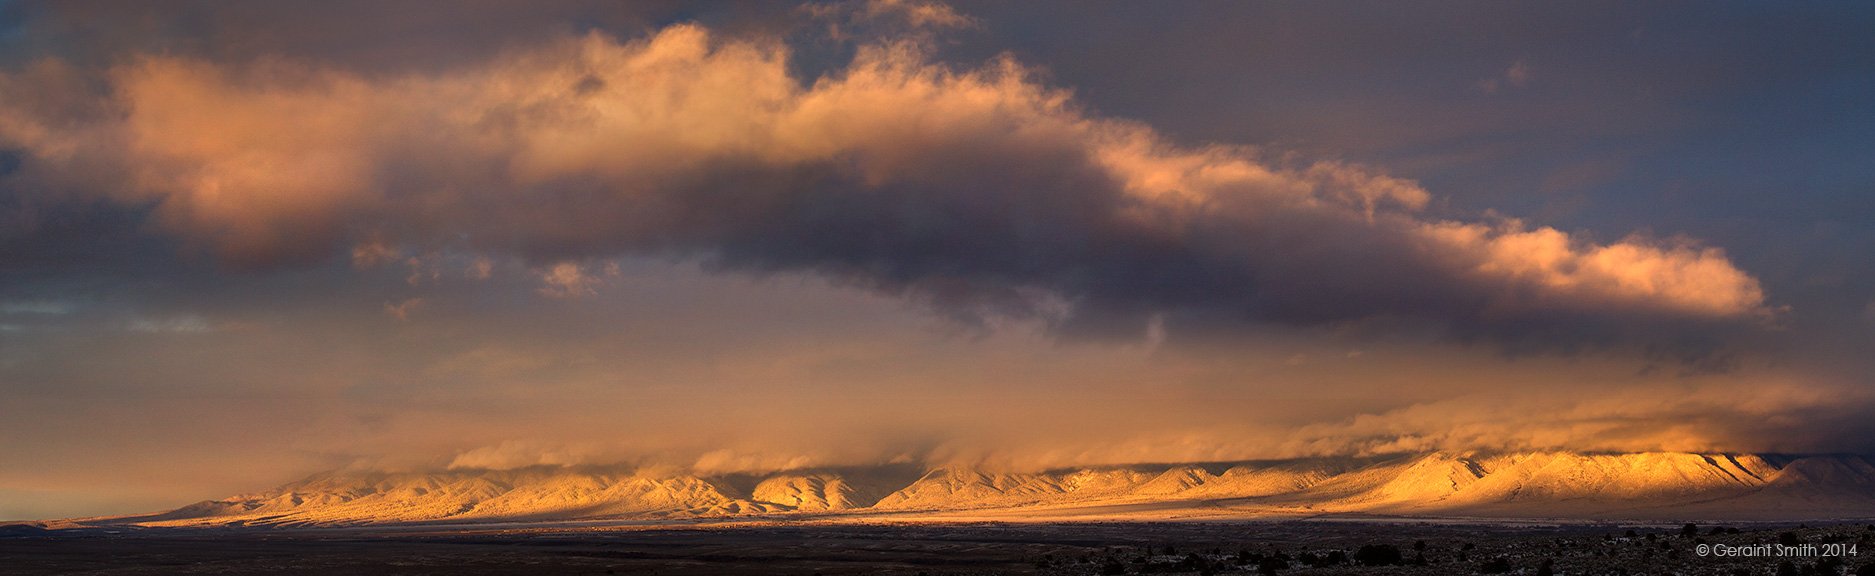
<box><xmin>48</xmin><ymin>452</ymin><xmax>1875</xmax><ymax>529</ymax></box>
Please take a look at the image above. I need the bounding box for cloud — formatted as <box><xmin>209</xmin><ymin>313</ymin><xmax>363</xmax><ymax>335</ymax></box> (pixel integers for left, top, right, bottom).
<box><xmin>1274</xmin><ymin>373</ymin><xmax>1874</xmax><ymax>458</ymax></box>
<box><xmin>466</xmin><ymin>257</ymin><xmax>494</xmax><ymax>280</ymax></box>
<box><xmin>0</xmin><ymin>16</ymin><xmax>1771</xmax><ymax>355</ymax></box>
<box><xmin>1419</xmin><ymin>220</ymin><xmax>1764</xmax><ymax>318</ymax></box>
<box><xmin>536</xmin><ymin>261</ymin><xmax>618</xmax><ymax>298</ymax></box>
<box><xmin>1507</xmin><ymin>60</ymin><xmax>1532</xmax><ymax>88</ymax></box>
<box><xmin>1475</xmin><ymin>60</ymin><xmax>1533</xmax><ymax>95</ymax></box>
<box><xmin>693</xmin><ymin>449</ymin><xmax>825</xmax><ymax>475</ymax></box>
<box><xmin>447</xmin><ymin>440</ymin><xmax>591</xmax><ymax>470</ymax></box>
<box><xmin>126</xmin><ymin>315</ymin><xmax>211</xmax><ymax>333</ymax></box>
<box><xmin>898</xmin><ymin>359</ymin><xmax>1875</xmax><ymax>473</ymax></box>
<box><xmin>383</xmin><ymin>298</ymin><xmax>424</xmax><ymax>322</ymax></box>
<box><xmin>804</xmin><ymin>0</ymin><xmax>978</xmax><ymax>42</ymax></box>
<box><xmin>0</xmin><ymin>301</ymin><xmax>74</xmax><ymax>315</ymax></box>
<box><xmin>350</xmin><ymin>239</ymin><xmax>400</xmax><ymax>269</ymax></box>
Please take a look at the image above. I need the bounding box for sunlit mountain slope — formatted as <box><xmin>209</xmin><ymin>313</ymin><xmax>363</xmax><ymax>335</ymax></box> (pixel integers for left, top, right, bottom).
<box><xmin>70</xmin><ymin>453</ymin><xmax>1875</xmax><ymax>528</ymax></box>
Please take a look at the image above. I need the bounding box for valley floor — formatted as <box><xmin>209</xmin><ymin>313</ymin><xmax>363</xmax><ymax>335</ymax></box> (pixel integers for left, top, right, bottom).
<box><xmin>3</xmin><ymin>520</ymin><xmax>1872</xmax><ymax>576</ymax></box>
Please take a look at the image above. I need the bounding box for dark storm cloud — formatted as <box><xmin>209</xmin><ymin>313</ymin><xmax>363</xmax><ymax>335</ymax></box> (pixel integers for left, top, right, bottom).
<box><xmin>944</xmin><ymin>0</ymin><xmax>1875</xmax><ymax>345</ymax></box>
<box><xmin>0</xmin><ymin>0</ymin><xmax>1775</xmax><ymax>357</ymax></box>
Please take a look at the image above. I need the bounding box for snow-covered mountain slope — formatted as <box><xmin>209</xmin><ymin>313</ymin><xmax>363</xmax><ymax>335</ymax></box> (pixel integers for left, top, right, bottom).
<box><xmin>72</xmin><ymin>453</ymin><xmax>1875</xmax><ymax>528</ymax></box>
<box><xmin>109</xmin><ymin>467</ymin><xmax>763</xmax><ymax>528</ymax></box>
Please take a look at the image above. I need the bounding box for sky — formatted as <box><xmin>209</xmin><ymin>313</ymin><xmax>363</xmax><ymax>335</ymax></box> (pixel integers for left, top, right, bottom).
<box><xmin>1</xmin><ymin>0</ymin><xmax>1872</xmax><ymax>520</ymax></box>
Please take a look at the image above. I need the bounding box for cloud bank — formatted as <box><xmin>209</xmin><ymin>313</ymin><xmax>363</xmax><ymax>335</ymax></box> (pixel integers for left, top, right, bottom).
<box><xmin>0</xmin><ymin>14</ymin><xmax>1770</xmax><ymax>353</ymax></box>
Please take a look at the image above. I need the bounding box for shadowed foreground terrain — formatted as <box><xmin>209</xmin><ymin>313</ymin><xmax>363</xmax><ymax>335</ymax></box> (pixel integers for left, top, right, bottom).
<box><xmin>4</xmin><ymin>521</ymin><xmax>1874</xmax><ymax>576</ymax></box>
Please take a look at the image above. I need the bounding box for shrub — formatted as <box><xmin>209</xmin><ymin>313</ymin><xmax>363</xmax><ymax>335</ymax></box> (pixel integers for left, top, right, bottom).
<box><xmin>1354</xmin><ymin>544</ymin><xmax>1403</xmax><ymax>567</ymax></box>
<box><xmin>1297</xmin><ymin>552</ymin><xmax>1321</xmax><ymax>567</ymax></box>
<box><xmin>1479</xmin><ymin>557</ymin><xmax>1513</xmax><ymax>574</ymax></box>
<box><xmin>1234</xmin><ymin>549</ymin><xmax>1258</xmax><ymax>565</ymax></box>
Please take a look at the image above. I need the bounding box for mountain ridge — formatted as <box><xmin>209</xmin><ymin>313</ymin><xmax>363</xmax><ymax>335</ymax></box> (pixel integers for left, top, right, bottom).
<box><xmin>46</xmin><ymin>452</ymin><xmax>1875</xmax><ymax>528</ymax></box>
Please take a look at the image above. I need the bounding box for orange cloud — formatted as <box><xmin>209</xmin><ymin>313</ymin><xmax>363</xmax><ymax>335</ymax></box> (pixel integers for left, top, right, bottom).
<box><xmin>1420</xmin><ymin>219</ymin><xmax>1768</xmax><ymax>318</ymax></box>
<box><xmin>0</xmin><ymin>20</ymin><xmax>1774</xmax><ymax>350</ymax></box>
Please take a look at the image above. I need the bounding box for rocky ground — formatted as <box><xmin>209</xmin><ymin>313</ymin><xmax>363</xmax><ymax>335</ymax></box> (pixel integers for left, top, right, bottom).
<box><xmin>1</xmin><ymin>520</ymin><xmax>1872</xmax><ymax>575</ymax></box>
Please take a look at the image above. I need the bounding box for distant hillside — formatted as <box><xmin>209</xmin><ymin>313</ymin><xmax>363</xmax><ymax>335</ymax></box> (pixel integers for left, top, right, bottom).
<box><xmin>55</xmin><ymin>452</ymin><xmax>1875</xmax><ymax>529</ymax></box>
